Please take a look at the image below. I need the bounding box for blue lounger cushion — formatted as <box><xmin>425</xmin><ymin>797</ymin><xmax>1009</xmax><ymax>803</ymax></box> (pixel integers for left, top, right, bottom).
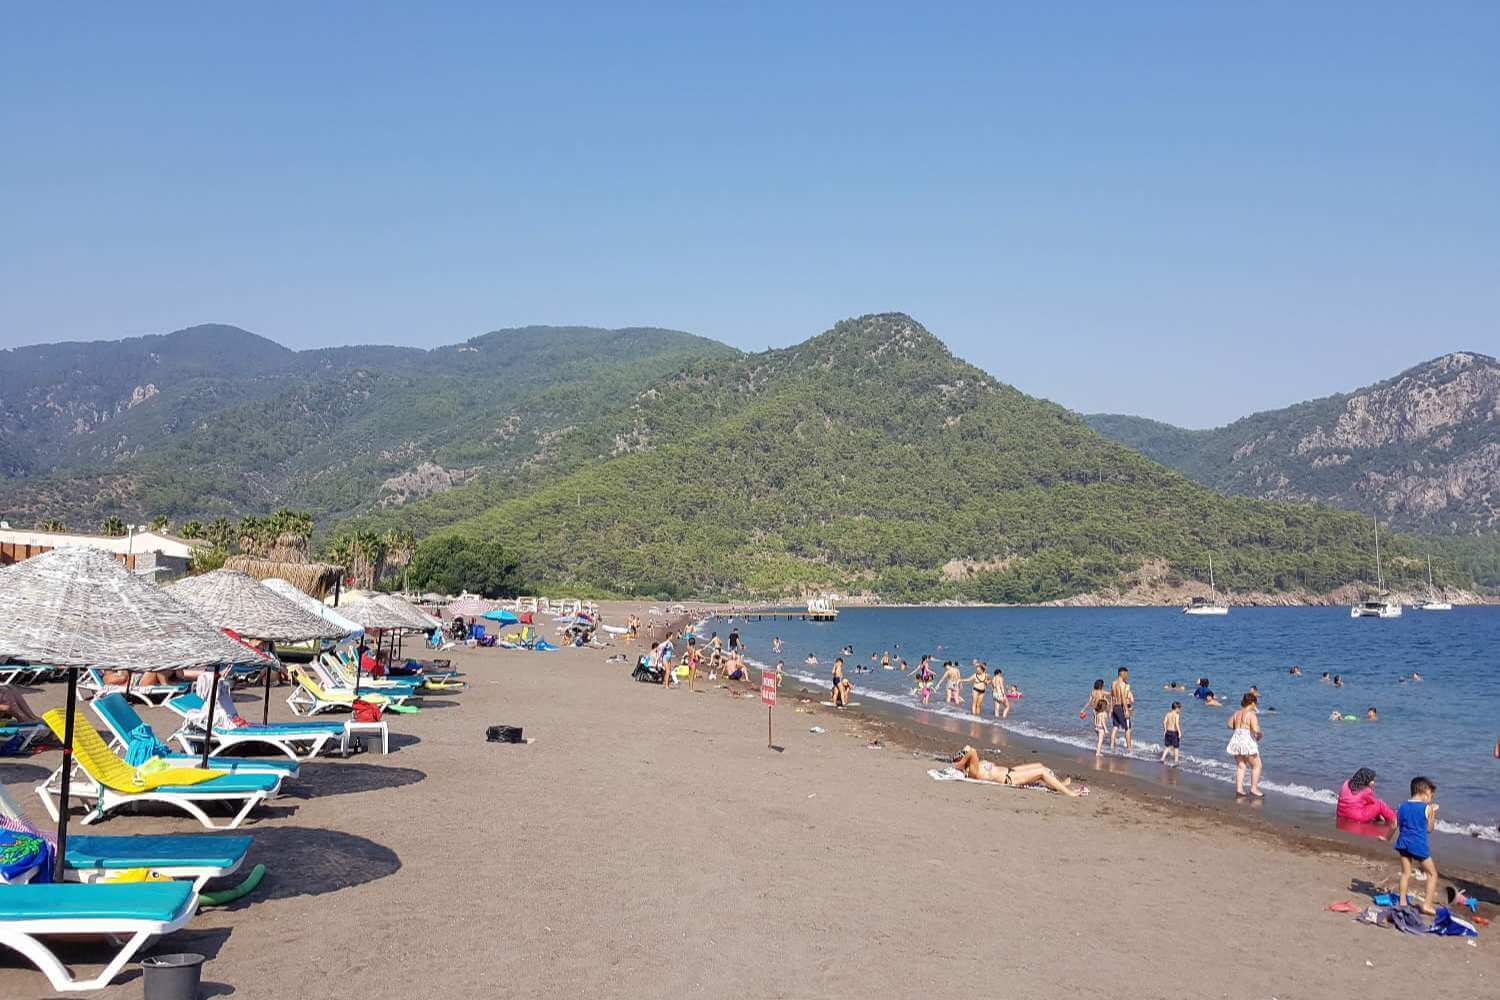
<box><xmin>155</xmin><ymin>753</ymin><xmax>298</xmax><ymax>775</ymax></box>
<box><xmin>0</xmin><ymin>881</ymin><xmax>195</xmax><ymax>922</ymax></box>
<box><xmin>157</xmin><ymin>773</ymin><xmax>280</xmax><ymax>794</ymax></box>
<box><xmin>65</xmin><ymin>834</ymin><xmax>251</xmax><ymax>871</ymax></box>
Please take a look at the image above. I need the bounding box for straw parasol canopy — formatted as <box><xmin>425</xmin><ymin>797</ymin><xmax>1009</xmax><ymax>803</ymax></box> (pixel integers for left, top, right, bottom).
<box><xmin>443</xmin><ymin>596</ymin><xmax>505</xmax><ymax>619</ymax></box>
<box><xmin>337</xmin><ymin>594</ymin><xmax>422</xmax><ymax>632</ymax></box>
<box><xmin>262</xmin><ymin>578</ymin><xmax>363</xmax><ymax>636</ymax></box>
<box><xmin>377</xmin><ymin>594</ymin><xmax>441</xmax><ymax>630</ymax></box>
<box><xmin>0</xmin><ymin>548</ymin><xmax>273</xmax><ymax>671</ymax></box>
<box><xmin>170</xmin><ymin>570</ymin><xmax>348</xmax><ymax>643</ymax></box>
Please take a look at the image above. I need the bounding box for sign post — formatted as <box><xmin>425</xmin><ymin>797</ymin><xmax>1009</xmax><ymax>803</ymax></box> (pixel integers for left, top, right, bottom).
<box><xmin>761</xmin><ymin>665</ymin><xmax>778</xmax><ymax>747</ymax></box>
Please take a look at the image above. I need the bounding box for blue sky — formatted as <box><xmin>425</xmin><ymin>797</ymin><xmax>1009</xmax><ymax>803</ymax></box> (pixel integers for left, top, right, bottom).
<box><xmin>2</xmin><ymin>3</ymin><xmax>1495</xmax><ymax>426</ymax></box>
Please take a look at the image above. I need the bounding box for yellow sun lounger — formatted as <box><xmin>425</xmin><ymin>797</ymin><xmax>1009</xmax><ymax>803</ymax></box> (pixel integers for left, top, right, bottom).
<box><xmin>39</xmin><ymin>711</ymin><xmax>282</xmax><ymax>830</ymax></box>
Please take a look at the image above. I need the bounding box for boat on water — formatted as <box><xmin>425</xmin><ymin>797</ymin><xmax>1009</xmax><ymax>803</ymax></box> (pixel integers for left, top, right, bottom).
<box><xmin>1351</xmin><ymin>517</ymin><xmax>1401</xmax><ymax>619</ymax></box>
<box><xmin>1183</xmin><ymin>556</ymin><xmax>1229</xmax><ymax>615</ymax></box>
<box><xmin>1417</xmin><ymin>556</ymin><xmax>1453</xmax><ymax>611</ymax></box>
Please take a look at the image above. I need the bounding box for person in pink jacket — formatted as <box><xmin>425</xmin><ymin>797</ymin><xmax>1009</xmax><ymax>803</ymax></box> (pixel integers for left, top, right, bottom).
<box><xmin>1337</xmin><ymin>767</ymin><xmax>1397</xmax><ymax>825</ymax></box>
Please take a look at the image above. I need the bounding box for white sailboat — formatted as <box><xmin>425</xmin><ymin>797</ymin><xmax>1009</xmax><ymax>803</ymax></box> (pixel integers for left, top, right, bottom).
<box><xmin>1351</xmin><ymin>518</ymin><xmax>1402</xmax><ymax>618</ymax></box>
<box><xmin>1417</xmin><ymin>556</ymin><xmax>1452</xmax><ymax>612</ymax></box>
<box><xmin>1184</xmin><ymin>555</ymin><xmax>1229</xmax><ymax>615</ymax></box>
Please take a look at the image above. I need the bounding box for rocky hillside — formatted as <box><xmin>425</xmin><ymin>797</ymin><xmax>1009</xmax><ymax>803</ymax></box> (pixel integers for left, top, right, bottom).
<box><xmin>1087</xmin><ymin>352</ymin><xmax>1500</xmax><ymax>535</ymax></box>
<box><xmin>363</xmin><ymin>313</ymin><xmax>1464</xmax><ymax>602</ymax></box>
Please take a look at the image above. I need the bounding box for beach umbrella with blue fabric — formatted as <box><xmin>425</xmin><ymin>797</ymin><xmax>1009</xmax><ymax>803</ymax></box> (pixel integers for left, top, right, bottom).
<box><xmin>0</xmin><ymin>547</ymin><xmax>271</xmax><ymax>882</ymax></box>
<box><xmin>482</xmin><ymin>609</ymin><xmax>520</xmax><ymax>626</ymax></box>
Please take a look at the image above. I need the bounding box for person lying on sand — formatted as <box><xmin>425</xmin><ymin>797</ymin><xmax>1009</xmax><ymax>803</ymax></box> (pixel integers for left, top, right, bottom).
<box><xmin>951</xmin><ymin>746</ymin><xmax>1086</xmax><ymax>797</ymax></box>
<box><xmin>0</xmin><ymin>685</ymin><xmax>42</xmax><ymax>724</ymax></box>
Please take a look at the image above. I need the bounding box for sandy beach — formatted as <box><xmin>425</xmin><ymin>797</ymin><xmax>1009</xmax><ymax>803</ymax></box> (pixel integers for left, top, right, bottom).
<box><xmin>3</xmin><ymin>602</ymin><xmax>1497</xmax><ymax>1000</ymax></box>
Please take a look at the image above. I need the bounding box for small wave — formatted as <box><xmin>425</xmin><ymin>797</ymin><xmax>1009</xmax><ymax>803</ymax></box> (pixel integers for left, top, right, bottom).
<box><xmin>1437</xmin><ymin>820</ymin><xmax>1500</xmax><ymax>844</ymax></box>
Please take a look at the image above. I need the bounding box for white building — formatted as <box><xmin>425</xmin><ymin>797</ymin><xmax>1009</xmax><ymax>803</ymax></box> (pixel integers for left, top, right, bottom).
<box><xmin>0</xmin><ymin>524</ymin><xmax>202</xmax><ymax>579</ymax></box>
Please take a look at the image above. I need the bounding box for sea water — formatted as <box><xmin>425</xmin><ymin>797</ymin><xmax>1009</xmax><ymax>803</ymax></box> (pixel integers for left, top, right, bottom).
<box><xmin>722</xmin><ymin>607</ymin><xmax>1499</xmax><ymax>842</ymax></box>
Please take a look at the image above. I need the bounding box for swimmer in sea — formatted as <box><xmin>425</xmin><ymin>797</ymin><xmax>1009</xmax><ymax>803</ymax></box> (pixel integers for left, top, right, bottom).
<box><xmin>1366</xmin><ymin>707</ymin><xmax>1378</xmax><ymax>721</ymax></box>
<box><xmin>806</xmin><ymin>653</ymin><xmax>818</xmax><ymax>666</ymax></box>
<box><xmin>1289</xmin><ymin>665</ymin><xmax>1303</xmax><ymax>677</ymax></box>
<box><xmin>1333</xmin><ymin>674</ymin><xmax>1343</xmax><ymax>689</ymax></box>
<box><xmin>1321</xmin><ymin>672</ymin><xmax>1331</xmax><ymax>684</ymax></box>
<box><xmin>951</xmin><ymin>746</ymin><xmax>1086</xmax><ymax>797</ymax></box>
<box><xmin>913</xmin><ymin>659</ymin><xmax>935</xmax><ymax>704</ymax></box>
<box><xmin>1164</xmin><ymin>681</ymin><xmax>1185</xmax><ymax>692</ymax></box>
<box><xmin>881</xmin><ymin>651</ymin><xmax>891</xmax><ymax>671</ymax></box>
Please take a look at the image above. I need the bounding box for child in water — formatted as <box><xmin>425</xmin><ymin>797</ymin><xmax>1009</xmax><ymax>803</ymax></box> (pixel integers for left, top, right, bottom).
<box><xmin>1390</xmin><ymin>777</ymin><xmax>1441</xmax><ymax>914</ymax></box>
<box><xmin>1092</xmin><ymin>697</ymin><xmax>1110</xmax><ymax>757</ymax></box>
<box><xmin>1161</xmin><ymin>702</ymin><xmax>1182</xmax><ymax>765</ymax></box>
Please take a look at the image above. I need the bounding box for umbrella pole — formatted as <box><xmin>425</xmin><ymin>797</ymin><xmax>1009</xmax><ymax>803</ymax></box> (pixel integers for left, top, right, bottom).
<box><xmin>263</xmin><ymin>654</ymin><xmax>272</xmax><ymax>726</ymax></box>
<box><xmin>354</xmin><ymin>637</ymin><xmax>364</xmax><ymax>699</ymax></box>
<box><xmin>200</xmin><ymin>663</ymin><xmax>222</xmax><ymax>769</ymax></box>
<box><xmin>53</xmin><ymin>670</ymin><xmax>78</xmax><ymax>883</ymax></box>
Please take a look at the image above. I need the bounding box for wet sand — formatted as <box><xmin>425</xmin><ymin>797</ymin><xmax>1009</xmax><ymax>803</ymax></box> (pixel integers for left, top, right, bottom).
<box><xmin>2</xmin><ymin>606</ymin><xmax>1497</xmax><ymax>999</ymax></box>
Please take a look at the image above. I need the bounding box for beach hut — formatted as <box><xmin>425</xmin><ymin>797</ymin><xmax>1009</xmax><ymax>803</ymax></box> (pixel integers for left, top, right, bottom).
<box><xmin>170</xmin><ymin>569</ymin><xmax>348</xmax><ymax>728</ymax></box>
<box><xmin>223</xmin><ymin>556</ymin><xmax>345</xmax><ymax>600</ymax></box>
<box><xmin>0</xmin><ymin>547</ymin><xmax>270</xmax><ymax>881</ymax></box>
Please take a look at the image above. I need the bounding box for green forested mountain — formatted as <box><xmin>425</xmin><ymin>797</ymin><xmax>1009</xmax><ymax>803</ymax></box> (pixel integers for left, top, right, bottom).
<box><xmin>0</xmin><ymin>324</ymin><xmax>734</xmax><ymax>525</ymax></box>
<box><xmin>365</xmin><ymin>314</ymin><xmax>1464</xmax><ymax>601</ymax></box>
<box><xmin>1086</xmin><ymin>352</ymin><xmax>1500</xmax><ymax>535</ymax></box>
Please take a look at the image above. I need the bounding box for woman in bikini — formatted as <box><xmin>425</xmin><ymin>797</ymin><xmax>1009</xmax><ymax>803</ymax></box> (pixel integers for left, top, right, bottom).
<box><xmin>0</xmin><ymin>685</ymin><xmax>42</xmax><ymax>724</ymax></box>
<box><xmin>964</xmin><ymin>664</ymin><xmax>989</xmax><ymax>716</ymax></box>
<box><xmin>952</xmin><ymin>746</ymin><xmax>1086</xmax><ymax>797</ymax></box>
<box><xmin>990</xmin><ymin>664</ymin><xmax>1010</xmax><ymax>720</ymax></box>
<box><xmin>1226</xmin><ymin>691</ymin><xmax>1264</xmax><ymax>797</ymax></box>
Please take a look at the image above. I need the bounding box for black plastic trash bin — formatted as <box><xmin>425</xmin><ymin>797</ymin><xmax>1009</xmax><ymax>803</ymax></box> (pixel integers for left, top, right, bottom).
<box><xmin>141</xmin><ymin>953</ymin><xmax>205</xmax><ymax>1000</ymax></box>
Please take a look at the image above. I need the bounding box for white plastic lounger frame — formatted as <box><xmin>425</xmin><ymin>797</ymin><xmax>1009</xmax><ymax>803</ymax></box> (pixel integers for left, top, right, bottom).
<box><xmin>171</xmin><ymin>722</ymin><xmax>339</xmax><ymax>762</ymax></box>
<box><xmin>0</xmin><ymin>890</ymin><xmax>199</xmax><ymax>992</ymax></box>
<box><xmin>37</xmin><ymin>766</ymin><xmax>276</xmax><ymax>831</ymax></box>
<box><xmin>1</xmin><ymin>723</ymin><xmax>47</xmax><ymax>753</ymax></box>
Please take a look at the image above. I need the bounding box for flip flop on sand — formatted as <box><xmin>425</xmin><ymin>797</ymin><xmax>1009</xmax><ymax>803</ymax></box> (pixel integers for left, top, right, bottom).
<box><xmin>1325</xmin><ymin>900</ymin><xmax>1362</xmax><ymax>913</ymax></box>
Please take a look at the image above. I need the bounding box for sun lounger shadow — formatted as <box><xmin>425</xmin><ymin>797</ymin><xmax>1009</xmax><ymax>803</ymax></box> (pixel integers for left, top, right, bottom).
<box><xmin>388</xmin><ymin>732</ymin><xmax>421</xmax><ymax>753</ymax></box>
<box><xmin>0</xmin><ymin>762</ymin><xmax>52</xmax><ymax>785</ymax></box>
<box><xmin>215</xmin><ymin>825</ymin><xmax>400</xmax><ymax>908</ymax></box>
<box><xmin>408</xmin><ymin>698</ymin><xmax>461</xmax><ymax>710</ymax></box>
<box><xmin>280</xmin><ymin>762</ymin><xmax>424</xmax><ymax>801</ymax></box>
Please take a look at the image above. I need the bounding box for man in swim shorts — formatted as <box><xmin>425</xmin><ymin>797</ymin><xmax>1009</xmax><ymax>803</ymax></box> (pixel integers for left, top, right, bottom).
<box><xmin>1110</xmin><ymin>666</ymin><xmax>1134</xmax><ymax>753</ymax></box>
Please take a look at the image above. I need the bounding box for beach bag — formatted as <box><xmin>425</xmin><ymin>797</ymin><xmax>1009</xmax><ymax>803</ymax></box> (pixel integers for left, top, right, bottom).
<box><xmin>352</xmin><ymin>699</ymin><xmax>383</xmax><ymax>723</ymax></box>
<box><xmin>486</xmin><ymin>725</ymin><xmax>524</xmax><ymax>744</ymax></box>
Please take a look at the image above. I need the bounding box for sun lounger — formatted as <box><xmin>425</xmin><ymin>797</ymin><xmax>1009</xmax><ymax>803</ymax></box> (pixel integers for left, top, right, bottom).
<box><xmin>0</xmin><ymin>723</ymin><xmax>47</xmax><ymax>755</ymax></box>
<box><xmin>285</xmin><ymin>664</ymin><xmax>392</xmax><ymax>717</ymax></box>
<box><xmin>0</xmin><ymin>786</ymin><xmax>252</xmax><ymax>893</ymax></box>
<box><xmin>320</xmin><ymin>653</ymin><xmax>422</xmax><ymax>695</ymax></box>
<box><xmin>78</xmin><ymin>667</ymin><xmax>190</xmax><ymax>707</ymax></box>
<box><xmin>0</xmin><ymin>881</ymin><xmax>200</xmax><ymax>992</ymax></box>
<box><xmin>89</xmin><ymin>694</ymin><xmax>298</xmax><ymax>778</ymax></box>
<box><xmin>38</xmin><ymin>711</ymin><xmax>281</xmax><ymax>830</ymax></box>
<box><xmin>163</xmin><ymin>693</ymin><xmax>344</xmax><ymax>761</ymax></box>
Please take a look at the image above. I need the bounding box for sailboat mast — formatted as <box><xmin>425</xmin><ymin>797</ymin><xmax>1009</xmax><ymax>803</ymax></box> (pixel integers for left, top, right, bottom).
<box><xmin>1373</xmin><ymin>517</ymin><xmax>1383</xmax><ymax>590</ymax></box>
<box><xmin>1209</xmin><ymin>554</ymin><xmax>1215</xmax><ymax>592</ymax></box>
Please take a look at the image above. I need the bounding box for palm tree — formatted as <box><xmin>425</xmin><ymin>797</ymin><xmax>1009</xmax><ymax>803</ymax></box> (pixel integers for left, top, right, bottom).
<box><xmin>179</xmin><ymin>520</ymin><xmax>204</xmax><ymax>540</ymax></box>
<box><xmin>99</xmin><ymin>516</ymin><xmax>126</xmax><ymax>537</ymax></box>
<box><xmin>204</xmin><ymin>517</ymin><xmax>233</xmax><ymax>550</ymax></box>
<box><xmin>148</xmin><ymin>515</ymin><xmax>169</xmax><ymax>532</ymax></box>
<box><xmin>37</xmin><ymin>518</ymin><xmax>65</xmax><ymax>532</ymax></box>
<box><xmin>381</xmin><ymin>527</ymin><xmax>416</xmax><ymax>590</ymax></box>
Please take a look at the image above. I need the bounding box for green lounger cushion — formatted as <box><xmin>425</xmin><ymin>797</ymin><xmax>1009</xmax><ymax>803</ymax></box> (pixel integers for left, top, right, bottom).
<box><xmin>0</xmin><ymin>881</ymin><xmax>195</xmax><ymax>922</ymax></box>
<box><xmin>66</xmin><ymin>834</ymin><xmax>251</xmax><ymax>871</ymax></box>
<box><xmin>154</xmin><ymin>753</ymin><xmax>298</xmax><ymax>775</ymax></box>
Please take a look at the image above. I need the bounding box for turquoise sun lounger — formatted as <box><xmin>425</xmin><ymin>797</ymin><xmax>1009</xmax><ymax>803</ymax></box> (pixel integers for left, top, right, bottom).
<box><xmin>90</xmin><ymin>694</ymin><xmax>299</xmax><ymax>778</ymax></box>
<box><xmin>164</xmin><ymin>693</ymin><xmax>345</xmax><ymax>761</ymax></box>
<box><xmin>0</xmin><ymin>881</ymin><xmax>199</xmax><ymax>992</ymax></box>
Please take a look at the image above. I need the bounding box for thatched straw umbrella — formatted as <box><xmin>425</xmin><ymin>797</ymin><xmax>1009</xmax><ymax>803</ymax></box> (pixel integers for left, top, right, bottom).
<box><xmin>171</xmin><ymin>569</ymin><xmax>349</xmax><ymax>732</ymax></box>
<box><xmin>0</xmin><ymin>548</ymin><xmax>270</xmax><ymax>881</ymax></box>
<box><xmin>443</xmin><ymin>596</ymin><xmax>504</xmax><ymax>620</ymax></box>
<box><xmin>331</xmin><ymin>597</ymin><xmax>416</xmax><ymax>696</ymax></box>
<box><xmin>223</xmin><ymin>556</ymin><xmax>344</xmax><ymax>599</ymax></box>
